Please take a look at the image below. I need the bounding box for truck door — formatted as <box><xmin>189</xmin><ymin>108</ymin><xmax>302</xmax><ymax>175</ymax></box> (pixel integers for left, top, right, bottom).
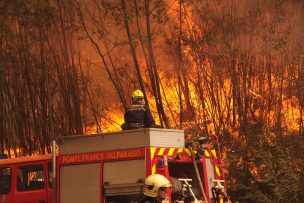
<box><xmin>0</xmin><ymin>166</ymin><xmax>13</xmax><ymax>203</ymax></box>
<box><xmin>60</xmin><ymin>163</ymin><xmax>101</xmax><ymax>203</ymax></box>
<box><xmin>103</xmin><ymin>159</ymin><xmax>145</xmax><ymax>203</ymax></box>
<box><xmin>12</xmin><ymin>162</ymin><xmax>47</xmax><ymax>203</ymax></box>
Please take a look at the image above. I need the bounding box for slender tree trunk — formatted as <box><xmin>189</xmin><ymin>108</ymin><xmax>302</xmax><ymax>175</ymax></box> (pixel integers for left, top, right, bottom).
<box><xmin>78</xmin><ymin>5</ymin><xmax>127</xmax><ymax>110</ymax></box>
<box><xmin>276</xmin><ymin>78</ymin><xmax>283</xmax><ymax>134</ymax></box>
<box><xmin>144</xmin><ymin>0</ymin><xmax>170</xmax><ymax>128</ymax></box>
<box><xmin>104</xmin><ymin>42</ymin><xmax>127</xmax><ymax>109</ymax></box>
<box><xmin>231</xmin><ymin>56</ymin><xmax>237</xmax><ymax>129</ymax></box>
<box><xmin>178</xmin><ymin>0</ymin><xmax>183</xmax><ymax>129</ymax></box>
<box><xmin>121</xmin><ymin>0</ymin><xmax>150</xmax><ymax>108</ymax></box>
<box><xmin>298</xmin><ymin>65</ymin><xmax>304</xmax><ymax>136</ymax></box>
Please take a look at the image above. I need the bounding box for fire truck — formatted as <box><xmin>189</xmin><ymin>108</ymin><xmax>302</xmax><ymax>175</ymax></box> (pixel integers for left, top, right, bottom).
<box><xmin>0</xmin><ymin>128</ymin><xmax>227</xmax><ymax>203</ymax></box>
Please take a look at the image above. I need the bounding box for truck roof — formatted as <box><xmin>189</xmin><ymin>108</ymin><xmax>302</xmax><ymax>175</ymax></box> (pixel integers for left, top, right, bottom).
<box><xmin>59</xmin><ymin>128</ymin><xmax>185</xmax><ymax>155</ymax></box>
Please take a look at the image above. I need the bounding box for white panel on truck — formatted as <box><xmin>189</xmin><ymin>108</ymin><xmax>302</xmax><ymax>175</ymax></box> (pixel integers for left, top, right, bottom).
<box><xmin>103</xmin><ymin>159</ymin><xmax>145</xmax><ymax>196</ymax></box>
<box><xmin>60</xmin><ymin>163</ymin><xmax>100</xmax><ymax>203</ymax></box>
<box><xmin>205</xmin><ymin>158</ymin><xmax>215</xmax><ymax>200</ymax></box>
<box><xmin>59</xmin><ymin>129</ymin><xmax>184</xmax><ymax>155</ymax></box>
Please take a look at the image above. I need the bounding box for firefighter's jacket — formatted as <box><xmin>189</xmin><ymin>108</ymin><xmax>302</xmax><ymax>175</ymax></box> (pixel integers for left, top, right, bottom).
<box><xmin>124</xmin><ymin>103</ymin><xmax>155</xmax><ymax>129</ymax></box>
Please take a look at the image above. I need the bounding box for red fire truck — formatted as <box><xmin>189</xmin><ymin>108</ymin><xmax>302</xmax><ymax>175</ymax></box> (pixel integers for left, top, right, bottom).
<box><xmin>0</xmin><ymin>129</ymin><xmax>226</xmax><ymax>203</ymax></box>
<box><xmin>0</xmin><ymin>154</ymin><xmax>53</xmax><ymax>203</ymax></box>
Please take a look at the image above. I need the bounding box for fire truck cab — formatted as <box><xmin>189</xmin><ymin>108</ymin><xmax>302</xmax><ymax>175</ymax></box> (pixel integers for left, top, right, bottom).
<box><xmin>0</xmin><ymin>154</ymin><xmax>53</xmax><ymax>203</ymax></box>
<box><xmin>57</xmin><ymin>128</ymin><xmax>224</xmax><ymax>203</ymax></box>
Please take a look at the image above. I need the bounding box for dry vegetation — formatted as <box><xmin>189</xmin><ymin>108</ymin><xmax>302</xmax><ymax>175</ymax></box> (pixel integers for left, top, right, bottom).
<box><xmin>0</xmin><ymin>0</ymin><xmax>303</xmax><ymax>201</ymax></box>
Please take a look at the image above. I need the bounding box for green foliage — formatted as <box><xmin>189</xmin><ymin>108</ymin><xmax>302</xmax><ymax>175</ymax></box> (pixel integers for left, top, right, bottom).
<box><xmin>225</xmin><ymin>132</ymin><xmax>304</xmax><ymax>202</ymax></box>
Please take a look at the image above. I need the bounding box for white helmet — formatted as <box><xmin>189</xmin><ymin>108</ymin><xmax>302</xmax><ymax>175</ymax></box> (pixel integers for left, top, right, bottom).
<box><xmin>144</xmin><ymin>174</ymin><xmax>172</xmax><ymax>197</ymax></box>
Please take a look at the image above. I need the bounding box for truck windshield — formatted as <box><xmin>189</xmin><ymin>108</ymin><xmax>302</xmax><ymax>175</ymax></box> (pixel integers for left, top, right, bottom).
<box><xmin>0</xmin><ymin>167</ymin><xmax>12</xmax><ymax>194</ymax></box>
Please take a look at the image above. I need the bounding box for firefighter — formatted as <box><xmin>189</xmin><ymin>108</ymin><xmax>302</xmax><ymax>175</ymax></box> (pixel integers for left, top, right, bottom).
<box><xmin>123</xmin><ymin>90</ymin><xmax>156</xmax><ymax>130</ymax></box>
<box><xmin>138</xmin><ymin>174</ymin><xmax>172</xmax><ymax>203</ymax></box>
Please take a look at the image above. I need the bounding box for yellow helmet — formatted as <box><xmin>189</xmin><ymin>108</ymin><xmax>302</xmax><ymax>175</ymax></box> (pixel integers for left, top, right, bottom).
<box><xmin>144</xmin><ymin>174</ymin><xmax>172</xmax><ymax>197</ymax></box>
<box><xmin>132</xmin><ymin>89</ymin><xmax>144</xmax><ymax>99</ymax></box>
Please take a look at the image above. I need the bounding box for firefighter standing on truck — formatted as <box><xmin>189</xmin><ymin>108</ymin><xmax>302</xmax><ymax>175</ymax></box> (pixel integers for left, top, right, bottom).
<box><xmin>137</xmin><ymin>174</ymin><xmax>172</xmax><ymax>203</ymax></box>
<box><xmin>123</xmin><ymin>90</ymin><xmax>156</xmax><ymax>130</ymax></box>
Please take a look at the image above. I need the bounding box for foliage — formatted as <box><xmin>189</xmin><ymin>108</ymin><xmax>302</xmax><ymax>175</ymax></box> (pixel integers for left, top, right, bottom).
<box><xmin>0</xmin><ymin>0</ymin><xmax>304</xmax><ymax>200</ymax></box>
<box><xmin>225</xmin><ymin>129</ymin><xmax>304</xmax><ymax>202</ymax></box>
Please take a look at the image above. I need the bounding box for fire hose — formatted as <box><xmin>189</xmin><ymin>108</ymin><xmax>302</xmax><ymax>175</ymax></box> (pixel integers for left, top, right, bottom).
<box><xmin>188</xmin><ymin>146</ymin><xmax>207</xmax><ymax>202</ymax></box>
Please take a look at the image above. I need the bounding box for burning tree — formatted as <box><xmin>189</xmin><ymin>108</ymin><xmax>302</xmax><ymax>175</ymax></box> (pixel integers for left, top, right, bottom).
<box><xmin>0</xmin><ymin>0</ymin><xmax>304</xmax><ymax>202</ymax></box>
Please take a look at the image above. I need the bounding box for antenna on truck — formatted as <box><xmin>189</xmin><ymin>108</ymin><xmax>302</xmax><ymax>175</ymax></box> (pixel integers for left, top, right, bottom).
<box><xmin>52</xmin><ymin>140</ymin><xmax>56</xmax><ymax>203</ymax></box>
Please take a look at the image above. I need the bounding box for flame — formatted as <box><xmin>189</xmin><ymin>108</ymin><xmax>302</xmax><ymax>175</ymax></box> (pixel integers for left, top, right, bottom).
<box><xmin>91</xmin><ymin>57</ymin><xmax>303</xmax><ymax>137</ymax></box>
<box><xmin>85</xmin><ymin>106</ymin><xmax>124</xmax><ymax>134</ymax></box>
<box><xmin>83</xmin><ymin>0</ymin><xmax>303</xmax><ymax>139</ymax></box>
<box><xmin>100</xmin><ymin>108</ymin><xmax>125</xmax><ymax>132</ymax></box>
